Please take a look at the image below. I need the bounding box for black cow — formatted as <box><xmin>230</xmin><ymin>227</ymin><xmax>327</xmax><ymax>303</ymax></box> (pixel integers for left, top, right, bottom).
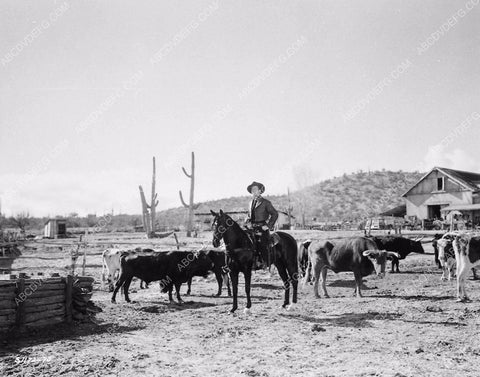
<box><xmin>133</xmin><ymin>249</ymin><xmax>231</xmax><ymax>297</ymax></box>
<box><xmin>370</xmin><ymin>236</ymin><xmax>425</xmax><ymax>272</ymax></box>
<box><xmin>111</xmin><ymin>250</ymin><xmax>214</xmax><ymax>303</ymax></box>
<box><xmin>186</xmin><ymin>250</ymin><xmax>231</xmax><ymax>297</ymax></box>
<box><xmin>304</xmin><ymin>237</ymin><xmax>400</xmax><ymax>298</ymax></box>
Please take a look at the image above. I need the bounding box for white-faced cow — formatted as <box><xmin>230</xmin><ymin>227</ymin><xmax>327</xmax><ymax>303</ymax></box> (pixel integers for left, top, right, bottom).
<box><xmin>102</xmin><ymin>247</ymin><xmax>152</xmax><ymax>291</ymax></box>
<box><xmin>304</xmin><ymin>237</ymin><xmax>400</xmax><ymax>298</ymax></box>
<box><xmin>102</xmin><ymin>248</ymin><xmax>133</xmax><ymax>291</ymax></box>
<box><xmin>436</xmin><ymin>233</ymin><xmax>457</xmax><ymax>281</ymax></box>
<box><xmin>451</xmin><ymin>233</ymin><xmax>480</xmax><ymax>301</ymax></box>
<box><xmin>434</xmin><ymin>232</ymin><xmax>478</xmax><ymax>283</ymax></box>
<box><xmin>369</xmin><ymin>236</ymin><xmax>425</xmax><ymax>273</ymax></box>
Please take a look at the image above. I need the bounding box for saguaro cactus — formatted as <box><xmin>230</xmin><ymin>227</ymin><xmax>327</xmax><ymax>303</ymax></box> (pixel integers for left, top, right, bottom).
<box><xmin>139</xmin><ymin>157</ymin><xmax>159</xmax><ymax>238</ymax></box>
<box><xmin>150</xmin><ymin>156</ymin><xmax>159</xmax><ymax>236</ymax></box>
<box><xmin>139</xmin><ymin>185</ymin><xmax>151</xmax><ymax>235</ymax></box>
<box><xmin>179</xmin><ymin>152</ymin><xmax>200</xmax><ymax>237</ymax></box>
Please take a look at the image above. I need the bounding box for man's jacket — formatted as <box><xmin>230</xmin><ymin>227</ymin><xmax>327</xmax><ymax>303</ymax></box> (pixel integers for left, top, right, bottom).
<box><xmin>246</xmin><ymin>196</ymin><xmax>278</xmax><ymax>230</ymax></box>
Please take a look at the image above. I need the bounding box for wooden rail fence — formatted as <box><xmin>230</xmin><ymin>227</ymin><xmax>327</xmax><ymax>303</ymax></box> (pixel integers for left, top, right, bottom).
<box><xmin>0</xmin><ymin>275</ymin><xmax>93</xmax><ymax>333</ymax></box>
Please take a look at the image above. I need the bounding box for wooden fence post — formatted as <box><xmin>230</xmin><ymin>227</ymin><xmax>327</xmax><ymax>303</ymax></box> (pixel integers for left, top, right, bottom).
<box><xmin>65</xmin><ymin>275</ymin><xmax>73</xmax><ymax>323</ymax></box>
<box><xmin>15</xmin><ymin>278</ymin><xmax>25</xmax><ymax>328</ymax></box>
<box><xmin>173</xmin><ymin>233</ymin><xmax>180</xmax><ymax>250</ymax></box>
<box><xmin>82</xmin><ymin>245</ymin><xmax>87</xmax><ymax>276</ymax></box>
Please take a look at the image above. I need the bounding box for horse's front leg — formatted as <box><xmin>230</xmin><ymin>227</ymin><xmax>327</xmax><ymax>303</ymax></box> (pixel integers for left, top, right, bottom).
<box><xmin>244</xmin><ymin>267</ymin><xmax>252</xmax><ymax>310</ymax></box>
<box><xmin>229</xmin><ymin>269</ymin><xmax>239</xmax><ymax>313</ymax></box>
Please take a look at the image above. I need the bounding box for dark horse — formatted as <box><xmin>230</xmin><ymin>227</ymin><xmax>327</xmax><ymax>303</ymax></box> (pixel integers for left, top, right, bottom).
<box><xmin>210</xmin><ymin>209</ymin><xmax>298</xmax><ymax>313</ymax></box>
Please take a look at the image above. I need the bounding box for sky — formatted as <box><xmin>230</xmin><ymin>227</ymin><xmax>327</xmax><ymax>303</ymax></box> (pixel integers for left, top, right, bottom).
<box><xmin>1</xmin><ymin>0</ymin><xmax>479</xmax><ymax>216</ymax></box>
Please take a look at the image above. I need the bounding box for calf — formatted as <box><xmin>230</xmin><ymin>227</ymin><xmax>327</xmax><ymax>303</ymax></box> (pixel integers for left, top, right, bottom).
<box><xmin>111</xmin><ymin>250</ymin><xmax>214</xmax><ymax>303</ymax></box>
<box><xmin>101</xmin><ymin>247</ymin><xmax>153</xmax><ymax>291</ymax></box>
<box><xmin>304</xmin><ymin>237</ymin><xmax>400</xmax><ymax>298</ymax></box>
<box><xmin>452</xmin><ymin>233</ymin><xmax>480</xmax><ymax>302</ymax></box>
<box><xmin>436</xmin><ymin>236</ymin><xmax>456</xmax><ymax>281</ymax></box>
<box><xmin>433</xmin><ymin>232</ymin><xmax>477</xmax><ymax>282</ymax></box>
<box><xmin>370</xmin><ymin>236</ymin><xmax>425</xmax><ymax>272</ymax></box>
<box><xmin>186</xmin><ymin>250</ymin><xmax>231</xmax><ymax>297</ymax></box>
<box><xmin>102</xmin><ymin>248</ymin><xmax>133</xmax><ymax>291</ymax></box>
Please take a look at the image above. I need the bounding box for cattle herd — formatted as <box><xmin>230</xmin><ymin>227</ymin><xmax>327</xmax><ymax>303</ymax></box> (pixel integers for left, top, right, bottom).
<box><xmin>101</xmin><ymin>227</ymin><xmax>480</xmax><ymax>312</ymax></box>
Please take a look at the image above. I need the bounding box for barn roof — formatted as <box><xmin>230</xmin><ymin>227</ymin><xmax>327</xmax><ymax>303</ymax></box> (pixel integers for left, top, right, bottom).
<box><xmin>44</xmin><ymin>218</ymin><xmax>66</xmax><ymax>225</ymax></box>
<box><xmin>440</xmin><ymin>203</ymin><xmax>480</xmax><ymax>212</ymax></box>
<box><xmin>402</xmin><ymin>167</ymin><xmax>480</xmax><ymax>197</ymax></box>
<box><xmin>379</xmin><ymin>204</ymin><xmax>406</xmax><ymax>217</ymax></box>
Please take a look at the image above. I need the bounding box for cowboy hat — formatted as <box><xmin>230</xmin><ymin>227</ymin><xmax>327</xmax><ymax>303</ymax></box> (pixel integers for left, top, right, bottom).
<box><xmin>247</xmin><ymin>181</ymin><xmax>265</xmax><ymax>194</ymax></box>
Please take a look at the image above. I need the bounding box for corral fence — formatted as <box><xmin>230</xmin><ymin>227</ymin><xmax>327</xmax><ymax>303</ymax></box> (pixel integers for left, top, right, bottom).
<box><xmin>0</xmin><ymin>274</ymin><xmax>93</xmax><ymax>334</ymax></box>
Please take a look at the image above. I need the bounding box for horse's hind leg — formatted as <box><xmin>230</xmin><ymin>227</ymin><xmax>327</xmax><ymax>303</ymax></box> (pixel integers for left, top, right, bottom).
<box><xmin>291</xmin><ymin>269</ymin><xmax>299</xmax><ymax>304</ymax></box>
<box><xmin>286</xmin><ymin>259</ymin><xmax>299</xmax><ymax>304</ymax></box>
<box><xmin>276</xmin><ymin>262</ymin><xmax>291</xmax><ymax>308</ymax></box>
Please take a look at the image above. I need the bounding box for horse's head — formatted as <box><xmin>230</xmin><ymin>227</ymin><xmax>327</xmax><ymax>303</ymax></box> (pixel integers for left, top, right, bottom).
<box><xmin>210</xmin><ymin>209</ymin><xmax>236</xmax><ymax>248</ymax></box>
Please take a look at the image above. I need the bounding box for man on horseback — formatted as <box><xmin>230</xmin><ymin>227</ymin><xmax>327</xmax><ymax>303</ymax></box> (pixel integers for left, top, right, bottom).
<box><xmin>245</xmin><ymin>181</ymin><xmax>278</xmax><ymax>269</ymax></box>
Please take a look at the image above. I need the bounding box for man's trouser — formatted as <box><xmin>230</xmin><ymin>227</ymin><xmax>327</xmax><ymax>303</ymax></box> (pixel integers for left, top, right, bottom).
<box><xmin>252</xmin><ymin>224</ymin><xmax>270</xmax><ymax>264</ymax></box>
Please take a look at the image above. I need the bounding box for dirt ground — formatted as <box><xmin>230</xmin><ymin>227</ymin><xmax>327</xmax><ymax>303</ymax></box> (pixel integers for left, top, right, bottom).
<box><xmin>1</xmin><ymin>232</ymin><xmax>480</xmax><ymax>377</ymax></box>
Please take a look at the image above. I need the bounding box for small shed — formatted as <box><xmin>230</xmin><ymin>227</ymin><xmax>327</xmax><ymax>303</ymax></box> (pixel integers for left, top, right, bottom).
<box><xmin>44</xmin><ymin>218</ymin><xmax>67</xmax><ymax>238</ymax></box>
<box><xmin>275</xmin><ymin>211</ymin><xmax>295</xmax><ymax>230</ymax></box>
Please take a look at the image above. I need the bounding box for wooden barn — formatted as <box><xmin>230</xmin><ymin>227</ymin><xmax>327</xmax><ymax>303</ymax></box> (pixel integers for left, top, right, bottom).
<box><xmin>402</xmin><ymin>167</ymin><xmax>480</xmax><ymax>226</ymax></box>
<box><xmin>44</xmin><ymin>218</ymin><xmax>67</xmax><ymax>238</ymax></box>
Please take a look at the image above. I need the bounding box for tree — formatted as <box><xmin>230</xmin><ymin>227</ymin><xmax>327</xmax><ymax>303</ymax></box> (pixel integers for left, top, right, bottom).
<box><xmin>292</xmin><ymin>164</ymin><xmax>318</xmax><ymax>228</ymax></box>
<box><xmin>10</xmin><ymin>212</ymin><xmax>31</xmax><ymax>232</ymax></box>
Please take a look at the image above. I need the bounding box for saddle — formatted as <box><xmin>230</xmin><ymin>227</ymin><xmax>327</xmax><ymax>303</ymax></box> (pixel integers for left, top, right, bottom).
<box><xmin>244</xmin><ymin>228</ymin><xmax>281</xmax><ymax>261</ymax></box>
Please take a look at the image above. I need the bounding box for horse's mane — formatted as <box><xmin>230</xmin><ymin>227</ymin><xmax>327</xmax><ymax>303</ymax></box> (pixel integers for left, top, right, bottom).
<box><xmin>222</xmin><ymin>213</ymin><xmax>253</xmax><ymax>247</ymax></box>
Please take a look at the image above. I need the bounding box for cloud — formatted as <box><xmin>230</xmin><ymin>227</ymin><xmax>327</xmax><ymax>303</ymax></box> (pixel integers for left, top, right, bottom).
<box><xmin>421</xmin><ymin>145</ymin><xmax>479</xmax><ymax>172</ymax></box>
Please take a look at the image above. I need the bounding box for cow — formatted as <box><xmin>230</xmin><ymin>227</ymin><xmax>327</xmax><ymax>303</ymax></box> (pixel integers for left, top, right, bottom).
<box><xmin>102</xmin><ymin>248</ymin><xmax>133</xmax><ymax>291</ymax></box>
<box><xmin>369</xmin><ymin>236</ymin><xmax>425</xmax><ymax>272</ymax></box>
<box><xmin>104</xmin><ymin>248</ymin><xmax>231</xmax><ymax>297</ymax></box>
<box><xmin>436</xmin><ymin>234</ymin><xmax>456</xmax><ymax>281</ymax></box>
<box><xmin>298</xmin><ymin>239</ymin><xmax>311</xmax><ymax>280</ymax></box>
<box><xmin>303</xmin><ymin>237</ymin><xmax>400</xmax><ymax>298</ymax></box>
<box><xmin>452</xmin><ymin>233</ymin><xmax>480</xmax><ymax>302</ymax></box>
<box><xmin>101</xmin><ymin>247</ymin><xmax>153</xmax><ymax>291</ymax></box>
<box><xmin>436</xmin><ymin>232</ymin><xmax>479</xmax><ymax>283</ymax></box>
<box><xmin>186</xmin><ymin>250</ymin><xmax>231</xmax><ymax>297</ymax></box>
<box><xmin>111</xmin><ymin>250</ymin><xmax>215</xmax><ymax>303</ymax></box>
